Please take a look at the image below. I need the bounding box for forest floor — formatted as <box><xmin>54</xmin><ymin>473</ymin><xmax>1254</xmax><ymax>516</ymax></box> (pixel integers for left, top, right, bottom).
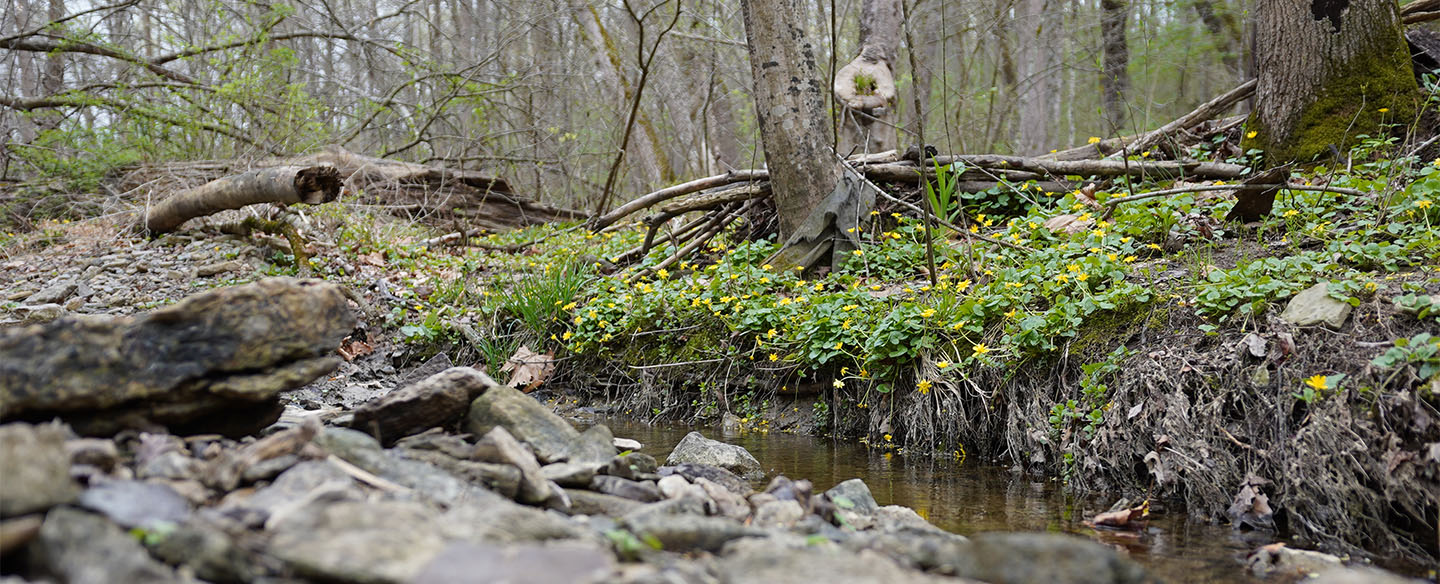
<box><xmin>2</xmin><ymin>141</ymin><xmax>1438</xmax><ymax>574</ymax></box>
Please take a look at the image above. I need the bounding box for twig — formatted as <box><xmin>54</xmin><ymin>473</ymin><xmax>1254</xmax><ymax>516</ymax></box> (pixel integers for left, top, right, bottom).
<box><xmin>854</xmin><ymin>164</ymin><xmax>1032</xmax><ymax>252</ymax></box>
<box><xmin>1102</xmin><ymin>183</ymin><xmax>1369</xmax><ymax>211</ymax></box>
<box><xmin>591</xmin><ymin>169</ymin><xmax>767</xmax><ymax>230</ymax></box>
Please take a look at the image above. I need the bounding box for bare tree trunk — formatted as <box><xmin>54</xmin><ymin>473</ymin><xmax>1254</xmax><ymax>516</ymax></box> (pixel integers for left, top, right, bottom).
<box><xmin>1099</xmin><ymin>0</ymin><xmax>1131</xmax><ymax>132</ymax></box>
<box><xmin>741</xmin><ymin>0</ymin><xmax>842</xmax><ymax>239</ymax></box>
<box><xmin>834</xmin><ymin>0</ymin><xmax>902</xmax><ymax>156</ymax></box>
<box><xmin>1192</xmin><ymin>0</ymin><xmax>1244</xmax><ymax>83</ymax></box>
<box><xmin>1251</xmin><ymin>0</ymin><xmax>1417</xmax><ymax>162</ymax></box>
<box><xmin>1016</xmin><ymin>0</ymin><xmax>1061</xmax><ymax>155</ymax></box>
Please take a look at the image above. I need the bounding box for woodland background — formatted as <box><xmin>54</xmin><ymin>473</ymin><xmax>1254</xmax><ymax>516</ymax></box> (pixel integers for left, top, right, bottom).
<box><xmin>1</xmin><ymin>0</ymin><xmax>1249</xmax><ymax>209</ymax></box>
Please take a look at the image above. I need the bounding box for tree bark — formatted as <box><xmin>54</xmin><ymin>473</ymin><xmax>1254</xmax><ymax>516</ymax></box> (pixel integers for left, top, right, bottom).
<box><xmin>1016</xmin><ymin>0</ymin><xmax>1061</xmax><ymax>155</ymax></box>
<box><xmin>143</xmin><ymin>166</ymin><xmax>343</xmax><ymax>234</ymax></box>
<box><xmin>1251</xmin><ymin>0</ymin><xmax>1418</xmax><ymax>162</ymax></box>
<box><xmin>1099</xmin><ymin>0</ymin><xmax>1131</xmax><ymax>132</ymax></box>
<box><xmin>740</xmin><ymin>0</ymin><xmax>842</xmax><ymax>239</ymax></box>
<box><xmin>834</xmin><ymin>0</ymin><xmax>902</xmax><ymax>156</ymax></box>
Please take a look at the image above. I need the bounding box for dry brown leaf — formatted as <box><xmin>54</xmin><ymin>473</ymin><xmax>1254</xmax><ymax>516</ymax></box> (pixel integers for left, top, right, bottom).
<box><xmin>1085</xmin><ymin>500</ymin><xmax>1150</xmax><ymax>530</ymax></box>
<box><xmin>358</xmin><ymin>251</ymin><xmax>386</xmax><ymax>267</ymax></box>
<box><xmin>1043</xmin><ymin>214</ymin><xmax>1094</xmax><ymax>235</ymax></box>
<box><xmin>337</xmin><ymin>335</ymin><xmax>375</xmax><ymax>361</ymax></box>
<box><xmin>501</xmin><ymin>345</ymin><xmax>555</xmax><ymax>393</ymax></box>
<box><xmin>1075</xmin><ymin>183</ymin><xmax>1102</xmax><ymax>209</ymax></box>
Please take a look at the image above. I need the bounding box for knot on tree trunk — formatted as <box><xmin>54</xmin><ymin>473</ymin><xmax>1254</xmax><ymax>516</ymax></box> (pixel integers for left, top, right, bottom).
<box><xmin>833</xmin><ymin>56</ymin><xmax>896</xmax><ymax>112</ymax></box>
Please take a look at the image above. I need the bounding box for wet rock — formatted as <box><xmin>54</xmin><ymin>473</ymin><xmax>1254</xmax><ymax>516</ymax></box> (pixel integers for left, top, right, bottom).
<box><xmin>842</xmin><ymin>530</ymin><xmax>971</xmax><ymax>573</ymax></box>
<box><xmin>659</xmin><ymin>463</ymin><xmax>752</xmax><ymax>496</ymax></box>
<box><xmin>240</xmin><ymin>453</ymin><xmax>303</xmax><ymax>483</ymax></box>
<box><xmin>751</xmin><ymin>500</ymin><xmax>805</xmax><ymax>528</ymax></box>
<box><xmin>0</xmin><ymin>422</ymin><xmax>79</xmax><ymax>518</ymax></box>
<box><xmin>474</xmin><ymin>427</ymin><xmax>551</xmax><ymax>503</ymax></box>
<box><xmin>1281</xmin><ymin>282</ymin><xmax>1352</xmax><ymax>328</ymax></box>
<box><xmin>950</xmin><ymin>532</ymin><xmax>1155</xmax><ymax>584</ymax></box>
<box><xmin>664</xmin><ymin>432</ymin><xmax>762</xmax><ymax>479</ymax></box>
<box><xmin>465</xmin><ymin>383</ymin><xmax>581</xmax><ymax>463</ymax></box>
<box><xmin>394</xmin><ymin>429</ymin><xmax>475</xmax><ymax>459</ymax></box>
<box><xmin>0</xmin><ymin>515</ymin><xmax>42</xmax><ymax>556</ymax></box>
<box><xmin>1246</xmin><ymin>543</ymin><xmax>1343</xmax><ymax>578</ymax></box>
<box><xmin>413</xmin><ymin>541</ymin><xmax>615</xmax><ymax>584</ymax></box>
<box><xmin>25</xmin><ymin>280</ymin><xmax>77</xmax><ymax>305</ymax></box>
<box><xmin>825</xmin><ymin>478</ymin><xmax>879</xmax><ymax>515</ymax></box>
<box><xmin>621</xmin><ymin>513</ymin><xmax>765</xmax><ymax>553</ymax></box>
<box><xmin>565</xmin><ymin>490</ymin><xmax>645</xmax><ymax>517</ymax></box>
<box><xmin>77</xmin><ymin>480</ymin><xmax>191</xmax><ymax>529</ymax></box>
<box><xmin>0</xmin><ymin>278</ymin><xmax>354</xmax><ymax>435</ymax></box>
<box><xmin>763</xmin><ymin>476</ymin><xmax>814</xmax><ymax>509</ymax></box>
<box><xmin>872</xmin><ymin>505</ymin><xmax>946</xmax><ymax>534</ymax></box>
<box><xmin>613</xmin><ymin>437</ymin><xmax>644</xmax><ymax>451</ymax></box>
<box><xmin>604</xmin><ymin>451</ymin><xmax>659</xmax><ymax>480</ymax></box>
<box><xmin>268</xmin><ymin>500</ymin><xmax>447</xmax><ymax>584</ymax></box>
<box><xmin>564</xmin><ymin>424</ymin><xmax>618</xmax><ymax>465</ymax></box>
<box><xmin>715</xmin><ymin>545</ymin><xmax>954</xmax><ymax>584</ymax></box>
<box><xmin>351</xmin><ymin>366</ymin><xmax>496</xmax><ymax>445</ymax></box>
<box><xmin>149</xmin><ymin>519</ymin><xmax>255</xmax><ymax>583</ymax></box>
<box><xmin>542</xmin><ymin>461</ymin><xmax>603</xmax><ymax>488</ymax></box>
<box><xmin>30</xmin><ymin>507</ymin><xmax>181</xmax><ymax>584</ymax></box>
<box><xmin>590</xmin><ymin>475</ymin><xmax>663</xmax><ymax>503</ymax></box>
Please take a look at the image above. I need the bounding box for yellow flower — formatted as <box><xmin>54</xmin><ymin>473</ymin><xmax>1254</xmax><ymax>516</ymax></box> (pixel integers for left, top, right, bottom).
<box><xmin>920</xmin><ymin>308</ymin><xmax>936</xmax><ymax>318</ymax></box>
<box><xmin>834</xmin><ymin>341</ymin><xmax>844</xmax><ymax>350</ymax></box>
<box><xmin>769</xmin><ymin>353</ymin><xmax>779</xmax><ymax>362</ymax></box>
<box><xmin>762</xmin><ymin>264</ymin><xmax>773</xmax><ymax>270</ymax></box>
<box><xmin>1416</xmin><ymin>200</ymin><xmax>1433</xmax><ymax>209</ymax></box>
<box><xmin>1304</xmin><ymin>375</ymin><xmax>1328</xmax><ymax>391</ymax></box>
<box><xmin>936</xmin><ymin>361</ymin><xmax>951</xmax><ymax>369</ymax></box>
<box><xmin>833</xmin><ymin>379</ymin><xmax>844</xmax><ymax>389</ymax></box>
<box><xmin>1246</xmin><ymin>130</ymin><xmax>1258</xmax><ymax>139</ymax></box>
<box><xmin>657</xmin><ymin>268</ymin><xmax>669</xmax><ymax>279</ymax></box>
<box><xmin>853</xmin><ymin>249</ymin><xmax>864</xmax><ymax>256</ymax></box>
<box><xmin>1055</xmin><ymin>274</ymin><xmax>1070</xmax><ymax>283</ymax></box>
<box><xmin>1087</xmin><ymin>136</ymin><xmax>1101</xmax><ymax>144</ymax></box>
<box><xmin>972</xmin><ymin>344</ymin><xmax>990</xmax><ymax>355</ymax></box>
<box><xmin>1283</xmin><ymin>209</ymin><xmax>1299</xmax><ymax>218</ymax></box>
<box><xmin>916</xmin><ymin>380</ymin><xmax>932</xmax><ymax>395</ymax></box>
<box><xmin>870</xmin><ymin>210</ymin><xmax>880</xmax><ymax>215</ymax></box>
<box><xmin>562</xmin><ymin>331</ymin><xmax>573</xmax><ymax>340</ymax></box>
<box><xmin>884</xmin><ymin>433</ymin><xmax>894</xmax><ymax>441</ymax></box>
<box><xmin>1004</xmin><ymin>308</ymin><xmax>1017</xmax><ymax>318</ymax></box>
<box><xmin>1378</xmin><ymin>107</ymin><xmax>1389</xmax><ymax>113</ymax></box>
<box><xmin>1077</xmin><ymin>273</ymin><xmax>1089</xmax><ymax>282</ymax></box>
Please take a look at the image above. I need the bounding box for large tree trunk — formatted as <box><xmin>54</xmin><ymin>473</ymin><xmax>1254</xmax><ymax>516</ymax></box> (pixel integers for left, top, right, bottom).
<box><xmin>740</xmin><ymin>0</ymin><xmax>842</xmax><ymax>239</ymax></box>
<box><xmin>1099</xmin><ymin>0</ymin><xmax>1131</xmax><ymax>132</ymax></box>
<box><xmin>1251</xmin><ymin>0</ymin><xmax>1418</xmax><ymax>162</ymax></box>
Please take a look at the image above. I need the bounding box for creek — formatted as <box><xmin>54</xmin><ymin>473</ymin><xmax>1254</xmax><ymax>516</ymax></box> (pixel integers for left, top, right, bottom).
<box><xmin>602</xmin><ymin>419</ymin><xmax>1276</xmax><ymax>583</ymax></box>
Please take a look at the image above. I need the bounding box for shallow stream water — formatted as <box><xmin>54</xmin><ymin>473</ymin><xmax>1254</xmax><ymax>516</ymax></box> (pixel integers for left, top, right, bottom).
<box><xmin>602</xmin><ymin>419</ymin><xmax>1277</xmax><ymax>583</ymax></box>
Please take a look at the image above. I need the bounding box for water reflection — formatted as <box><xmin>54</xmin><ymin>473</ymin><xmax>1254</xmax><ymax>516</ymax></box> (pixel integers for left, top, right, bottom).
<box><xmin>602</xmin><ymin>419</ymin><xmax>1268</xmax><ymax>583</ymax></box>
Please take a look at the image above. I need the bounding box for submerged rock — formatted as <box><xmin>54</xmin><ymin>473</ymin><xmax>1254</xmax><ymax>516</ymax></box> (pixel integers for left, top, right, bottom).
<box><xmin>950</xmin><ymin>532</ymin><xmax>1156</xmax><ymax>584</ymax></box>
<box><xmin>664</xmin><ymin>432</ymin><xmax>763</xmax><ymax>478</ymax></box>
<box><xmin>0</xmin><ymin>422</ymin><xmax>79</xmax><ymax>518</ymax></box>
<box><xmin>0</xmin><ymin>278</ymin><xmax>354</xmax><ymax>435</ymax></box>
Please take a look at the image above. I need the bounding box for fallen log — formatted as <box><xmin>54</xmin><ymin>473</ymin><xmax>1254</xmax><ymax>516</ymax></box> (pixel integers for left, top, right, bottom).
<box><xmin>590</xmin><ymin>169</ymin><xmax>767</xmax><ymax>231</ymax></box>
<box><xmin>142</xmin><ymin>165</ymin><xmax>342</xmax><ymax>234</ymax></box>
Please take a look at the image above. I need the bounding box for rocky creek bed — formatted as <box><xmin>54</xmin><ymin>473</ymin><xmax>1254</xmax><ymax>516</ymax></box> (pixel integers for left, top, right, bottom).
<box><xmin>0</xmin><ymin>226</ymin><xmax>1434</xmax><ymax>583</ymax></box>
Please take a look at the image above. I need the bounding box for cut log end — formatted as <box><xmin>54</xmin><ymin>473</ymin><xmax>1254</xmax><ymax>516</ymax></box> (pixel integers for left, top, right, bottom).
<box><xmin>294</xmin><ymin>165</ymin><xmax>344</xmax><ymax>205</ymax></box>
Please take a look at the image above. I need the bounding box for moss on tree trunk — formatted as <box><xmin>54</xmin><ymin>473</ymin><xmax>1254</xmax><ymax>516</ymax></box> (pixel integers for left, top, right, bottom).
<box><xmin>1248</xmin><ymin>0</ymin><xmax>1418</xmax><ymax>163</ymax></box>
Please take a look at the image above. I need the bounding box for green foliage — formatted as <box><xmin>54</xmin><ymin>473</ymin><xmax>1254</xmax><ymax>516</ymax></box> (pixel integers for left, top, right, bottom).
<box><xmin>1371</xmin><ymin>333</ymin><xmax>1440</xmax><ymax>382</ymax></box>
<box><xmin>1192</xmin><ymin>255</ymin><xmax>1324</xmax><ymax>321</ymax></box>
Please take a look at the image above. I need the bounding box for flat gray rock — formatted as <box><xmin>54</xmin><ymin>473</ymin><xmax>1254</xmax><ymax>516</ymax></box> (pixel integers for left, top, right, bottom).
<box><xmin>268</xmin><ymin>500</ymin><xmax>447</xmax><ymax>584</ymax></box>
<box><xmin>76</xmin><ymin>480</ymin><xmax>191</xmax><ymax>529</ymax></box>
<box><xmin>1281</xmin><ymin>282</ymin><xmax>1352</xmax><ymax>328</ymax></box>
<box><xmin>465</xmin><ymin>383</ymin><xmax>580</xmax><ymax>464</ymax></box>
<box><xmin>412</xmin><ymin>541</ymin><xmax>614</xmax><ymax>584</ymax></box>
<box><xmin>31</xmin><ymin>507</ymin><xmax>181</xmax><ymax>584</ymax></box>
